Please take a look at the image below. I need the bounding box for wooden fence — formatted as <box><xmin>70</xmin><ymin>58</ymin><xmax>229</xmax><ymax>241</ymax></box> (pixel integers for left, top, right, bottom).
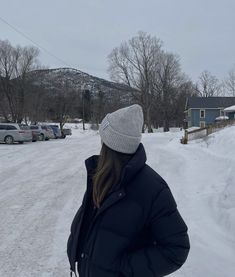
<box><xmin>181</xmin><ymin>119</ymin><xmax>235</xmax><ymax>144</ymax></box>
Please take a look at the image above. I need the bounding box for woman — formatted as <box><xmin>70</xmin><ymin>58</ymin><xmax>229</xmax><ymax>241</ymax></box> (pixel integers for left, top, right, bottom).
<box><xmin>67</xmin><ymin>104</ymin><xmax>190</xmax><ymax>277</ymax></box>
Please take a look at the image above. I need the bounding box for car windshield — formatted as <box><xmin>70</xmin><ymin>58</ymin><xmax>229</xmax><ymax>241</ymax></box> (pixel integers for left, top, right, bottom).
<box><xmin>30</xmin><ymin>126</ymin><xmax>38</xmax><ymax>130</ymax></box>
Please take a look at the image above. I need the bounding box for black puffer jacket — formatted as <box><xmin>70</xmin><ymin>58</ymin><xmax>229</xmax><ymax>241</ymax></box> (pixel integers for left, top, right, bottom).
<box><xmin>67</xmin><ymin>143</ymin><xmax>190</xmax><ymax>277</ymax></box>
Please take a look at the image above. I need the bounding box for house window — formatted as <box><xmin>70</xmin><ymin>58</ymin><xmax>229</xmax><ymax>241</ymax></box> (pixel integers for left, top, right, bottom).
<box><xmin>188</xmin><ymin>109</ymin><xmax>191</xmax><ymax>117</ymax></box>
<box><xmin>200</xmin><ymin>109</ymin><xmax>205</xmax><ymax>118</ymax></box>
<box><xmin>200</xmin><ymin>121</ymin><xmax>206</xmax><ymax>128</ymax></box>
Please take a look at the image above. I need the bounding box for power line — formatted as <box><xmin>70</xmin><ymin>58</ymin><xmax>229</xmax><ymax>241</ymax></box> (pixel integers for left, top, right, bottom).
<box><xmin>0</xmin><ymin>15</ymin><xmax>73</xmax><ymax>68</ymax></box>
<box><xmin>0</xmin><ymin>15</ymin><xmax>109</xmax><ymax>77</ymax></box>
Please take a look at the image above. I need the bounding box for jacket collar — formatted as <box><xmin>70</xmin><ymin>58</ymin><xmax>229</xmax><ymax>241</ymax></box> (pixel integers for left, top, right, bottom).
<box><xmin>84</xmin><ymin>143</ymin><xmax>147</xmax><ymax>189</ymax></box>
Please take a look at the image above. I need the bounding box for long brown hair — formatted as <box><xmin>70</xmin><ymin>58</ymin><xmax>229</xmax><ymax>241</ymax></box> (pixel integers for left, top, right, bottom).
<box><xmin>92</xmin><ymin>143</ymin><xmax>133</xmax><ymax>208</ymax></box>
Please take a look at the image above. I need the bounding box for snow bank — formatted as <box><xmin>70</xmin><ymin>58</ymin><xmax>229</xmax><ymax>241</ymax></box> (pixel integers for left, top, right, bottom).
<box><xmin>196</xmin><ymin>126</ymin><xmax>235</xmax><ymax>239</ymax></box>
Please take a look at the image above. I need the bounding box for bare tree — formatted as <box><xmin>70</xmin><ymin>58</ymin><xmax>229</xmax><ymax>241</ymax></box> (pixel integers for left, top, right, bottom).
<box><xmin>197</xmin><ymin>70</ymin><xmax>221</xmax><ymax>97</ymax></box>
<box><xmin>108</xmin><ymin>31</ymin><xmax>162</xmax><ymax>132</ymax></box>
<box><xmin>0</xmin><ymin>81</ymin><xmax>9</xmax><ymax>121</ymax></box>
<box><xmin>91</xmin><ymin>86</ymin><xmax>105</xmax><ymax>128</ymax></box>
<box><xmin>224</xmin><ymin>67</ymin><xmax>235</xmax><ymax>96</ymax></box>
<box><xmin>24</xmin><ymin>81</ymin><xmax>49</xmax><ymax>124</ymax></box>
<box><xmin>15</xmin><ymin>45</ymin><xmax>40</xmax><ymax>123</ymax></box>
<box><xmin>172</xmin><ymin>80</ymin><xmax>198</xmax><ymax>127</ymax></box>
<box><xmin>153</xmin><ymin>52</ymin><xmax>184</xmax><ymax>131</ymax></box>
<box><xmin>0</xmin><ymin>40</ymin><xmax>16</xmax><ymax>121</ymax></box>
<box><xmin>0</xmin><ymin>40</ymin><xmax>39</xmax><ymax>123</ymax></box>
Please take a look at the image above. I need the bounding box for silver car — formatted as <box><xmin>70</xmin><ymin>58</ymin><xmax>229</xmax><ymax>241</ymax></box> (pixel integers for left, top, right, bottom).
<box><xmin>41</xmin><ymin>125</ymin><xmax>55</xmax><ymax>139</ymax></box>
<box><xmin>29</xmin><ymin>125</ymin><xmax>54</xmax><ymax>141</ymax></box>
<box><xmin>0</xmin><ymin>123</ymin><xmax>32</xmax><ymax>144</ymax></box>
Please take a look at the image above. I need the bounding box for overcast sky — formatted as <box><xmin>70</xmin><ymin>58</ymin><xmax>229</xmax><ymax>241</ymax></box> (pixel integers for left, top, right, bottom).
<box><xmin>1</xmin><ymin>0</ymin><xmax>235</xmax><ymax>82</ymax></box>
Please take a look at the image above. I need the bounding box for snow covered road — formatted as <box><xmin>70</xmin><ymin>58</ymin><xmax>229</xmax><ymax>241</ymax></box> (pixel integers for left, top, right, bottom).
<box><xmin>0</xmin><ymin>129</ymin><xmax>99</xmax><ymax>277</ymax></box>
<box><xmin>0</xmin><ymin>126</ymin><xmax>235</xmax><ymax>277</ymax></box>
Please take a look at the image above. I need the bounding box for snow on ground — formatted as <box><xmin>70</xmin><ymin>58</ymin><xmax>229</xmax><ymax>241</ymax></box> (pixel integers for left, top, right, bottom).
<box><xmin>0</xmin><ymin>124</ymin><xmax>235</xmax><ymax>277</ymax></box>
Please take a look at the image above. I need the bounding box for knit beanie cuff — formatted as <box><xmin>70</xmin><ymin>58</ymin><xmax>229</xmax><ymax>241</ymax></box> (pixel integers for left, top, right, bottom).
<box><xmin>99</xmin><ymin>115</ymin><xmax>141</xmax><ymax>154</ymax></box>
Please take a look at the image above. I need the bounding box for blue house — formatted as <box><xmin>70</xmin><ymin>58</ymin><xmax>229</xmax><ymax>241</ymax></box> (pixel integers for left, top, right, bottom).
<box><xmin>185</xmin><ymin>97</ymin><xmax>235</xmax><ymax>128</ymax></box>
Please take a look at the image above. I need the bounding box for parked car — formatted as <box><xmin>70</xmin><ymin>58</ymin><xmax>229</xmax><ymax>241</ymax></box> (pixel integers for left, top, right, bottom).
<box><xmin>29</xmin><ymin>126</ymin><xmax>41</xmax><ymax>142</ymax></box>
<box><xmin>48</xmin><ymin>125</ymin><xmax>62</xmax><ymax>139</ymax></box>
<box><xmin>41</xmin><ymin>125</ymin><xmax>54</xmax><ymax>139</ymax></box>
<box><xmin>0</xmin><ymin>123</ymin><xmax>32</xmax><ymax>144</ymax></box>
<box><xmin>29</xmin><ymin>125</ymin><xmax>53</xmax><ymax>141</ymax></box>
<box><xmin>61</xmin><ymin>128</ymin><xmax>72</xmax><ymax>138</ymax></box>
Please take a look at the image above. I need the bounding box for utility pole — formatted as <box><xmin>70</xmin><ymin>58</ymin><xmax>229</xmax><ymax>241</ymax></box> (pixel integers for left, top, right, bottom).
<box><xmin>82</xmin><ymin>88</ymin><xmax>85</xmax><ymax>130</ymax></box>
<box><xmin>81</xmin><ymin>83</ymin><xmax>86</xmax><ymax>131</ymax></box>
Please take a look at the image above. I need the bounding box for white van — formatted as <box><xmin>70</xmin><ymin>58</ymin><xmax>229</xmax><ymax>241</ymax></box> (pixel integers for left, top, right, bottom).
<box><xmin>0</xmin><ymin>123</ymin><xmax>32</xmax><ymax>144</ymax></box>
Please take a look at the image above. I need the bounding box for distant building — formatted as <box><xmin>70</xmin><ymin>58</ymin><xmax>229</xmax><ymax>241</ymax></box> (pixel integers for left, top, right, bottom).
<box><xmin>185</xmin><ymin>97</ymin><xmax>235</xmax><ymax>128</ymax></box>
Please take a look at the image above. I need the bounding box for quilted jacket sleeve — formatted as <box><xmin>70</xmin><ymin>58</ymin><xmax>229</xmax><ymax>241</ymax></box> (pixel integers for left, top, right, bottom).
<box><xmin>120</xmin><ymin>185</ymin><xmax>190</xmax><ymax>277</ymax></box>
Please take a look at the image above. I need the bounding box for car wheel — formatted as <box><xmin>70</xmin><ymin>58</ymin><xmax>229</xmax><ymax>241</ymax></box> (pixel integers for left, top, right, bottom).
<box><xmin>19</xmin><ymin>141</ymin><xmax>24</xmax><ymax>144</ymax></box>
<box><xmin>5</xmin><ymin>135</ymin><xmax>14</xmax><ymax>144</ymax></box>
<box><xmin>39</xmin><ymin>134</ymin><xmax>44</xmax><ymax>141</ymax></box>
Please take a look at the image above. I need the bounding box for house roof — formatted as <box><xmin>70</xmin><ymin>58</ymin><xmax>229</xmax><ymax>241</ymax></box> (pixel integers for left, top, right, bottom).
<box><xmin>186</xmin><ymin>97</ymin><xmax>235</xmax><ymax>109</ymax></box>
<box><xmin>224</xmin><ymin>105</ymin><xmax>235</xmax><ymax>112</ymax></box>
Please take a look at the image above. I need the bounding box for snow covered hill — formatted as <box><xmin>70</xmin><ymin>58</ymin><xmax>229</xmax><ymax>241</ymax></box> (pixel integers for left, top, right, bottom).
<box><xmin>0</xmin><ymin>125</ymin><xmax>234</xmax><ymax>277</ymax></box>
<box><xmin>28</xmin><ymin>67</ymin><xmax>134</xmax><ymax>100</ymax></box>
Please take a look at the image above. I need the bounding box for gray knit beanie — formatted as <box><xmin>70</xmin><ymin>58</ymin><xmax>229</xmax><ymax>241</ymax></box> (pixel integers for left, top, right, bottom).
<box><xmin>99</xmin><ymin>104</ymin><xmax>144</xmax><ymax>154</ymax></box>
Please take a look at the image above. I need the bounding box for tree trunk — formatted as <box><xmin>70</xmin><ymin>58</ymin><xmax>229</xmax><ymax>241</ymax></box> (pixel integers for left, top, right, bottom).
<box><xmin>163</xmin><ymin>115</ymin><xmax>170</xmax><ymax>132</ymax></box>
<box><xmin>146</xmin><ymin>106</ymin><xmax>153</xmax><ymax>132</ymax></box>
